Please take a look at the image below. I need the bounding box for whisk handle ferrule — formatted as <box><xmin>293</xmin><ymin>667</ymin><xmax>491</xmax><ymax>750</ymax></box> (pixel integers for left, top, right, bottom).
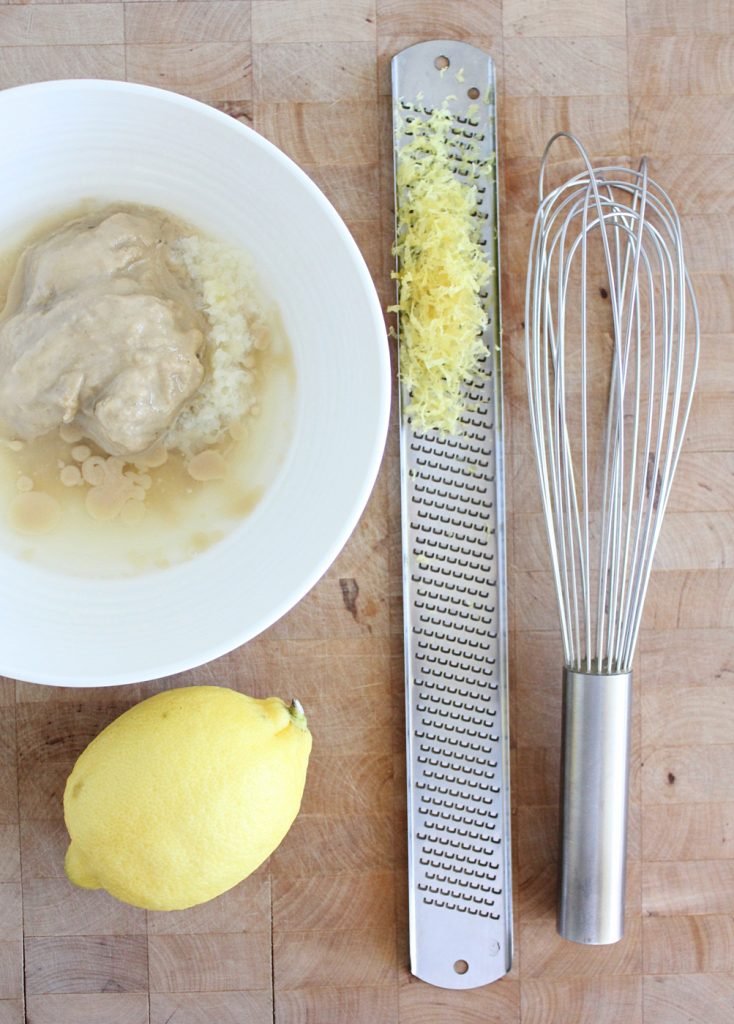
<box><xmin>558</xmin><ymin>667</ymin><xmax>632</xmax><ymax>945</ymax></box>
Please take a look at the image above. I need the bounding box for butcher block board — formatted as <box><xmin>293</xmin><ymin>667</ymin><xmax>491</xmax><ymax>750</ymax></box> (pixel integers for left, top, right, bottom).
<box><xmin>0</xmin><ymin>1</ymin><xmax>733</xmax><ymax>1022</ymax></box>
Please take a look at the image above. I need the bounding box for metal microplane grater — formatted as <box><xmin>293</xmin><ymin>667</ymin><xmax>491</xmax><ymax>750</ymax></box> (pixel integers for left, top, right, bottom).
<box><xmin>391</xmin><ymin>41</ymin><xmax>512</xmax><ymax>990</ymax></box>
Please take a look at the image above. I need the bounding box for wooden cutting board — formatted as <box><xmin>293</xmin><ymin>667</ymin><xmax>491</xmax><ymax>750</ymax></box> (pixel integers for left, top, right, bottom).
<box><xmin>0</xmin><ymin>1</ymin><xmax>732</xmax><ymax>1022</ymax></box>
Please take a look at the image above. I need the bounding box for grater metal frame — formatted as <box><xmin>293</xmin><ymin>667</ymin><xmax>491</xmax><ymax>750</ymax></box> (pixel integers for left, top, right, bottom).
<box><xmin>391</xmin><ymin>40</ymin><xmax>512</xmax><ymax>989</ymax></box>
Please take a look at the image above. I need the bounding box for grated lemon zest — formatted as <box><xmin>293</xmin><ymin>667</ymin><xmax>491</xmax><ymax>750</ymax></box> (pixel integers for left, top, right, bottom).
<box><xmin>392</xmin><ymin>104</ymin><xmax>492</xmax><ymax>435</ymax></box>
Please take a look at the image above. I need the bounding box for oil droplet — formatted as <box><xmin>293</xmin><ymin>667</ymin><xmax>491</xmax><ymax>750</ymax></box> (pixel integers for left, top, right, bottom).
<box><xmin>228</xmin><ymin>487</ymin><xmax>263</xmax><ymax>518</ymax></box>
<box><xmin>120</xmin><ymin>499</ymin><xmax>146</xmax><ymax>525</ymax></box>
<box><xmin>188</xmin><ymin>530</ymin><xmax>224</xmax><ymax>553</ymax></box>
<box><xmin>81</xmin><ymin>456</ymin><xmax>106</xmax><ymax>486</ymax></box>
<box><xmin>59</xmin><ymin>423</ymin><xmax>84</xmax><ymax>444</ymax></box>
<box><xmin>60</xmin><ymin>465</ymin><xmax>82</xmax><ymax>487</ymax></box>
<box><xmin>135</xmin><ymin>444</ymin><xmax>168</xmax><ymax>469</ymax></box>
<box><xmin>186</xmin><ymin>450</ymin><xmax>227</xmax><ymax>482</ymax></box>
<box><xmin>9</xmin><ymin>491</ymin><xmax>61</xmax><ymax>535</ymax></box>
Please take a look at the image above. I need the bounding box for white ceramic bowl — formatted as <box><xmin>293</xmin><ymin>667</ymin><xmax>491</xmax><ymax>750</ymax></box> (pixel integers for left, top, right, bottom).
<box><xmin>0</xmin><ymin>80</ymin><xmax>390</xmax><ymax>685</ymax></box>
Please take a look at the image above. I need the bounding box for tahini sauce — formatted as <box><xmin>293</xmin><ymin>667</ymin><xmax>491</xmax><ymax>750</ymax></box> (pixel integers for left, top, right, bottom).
<box><xmin>0</xmin><ymin>204</ymin><xmax>295</xmax><ymax>577</ymax></box>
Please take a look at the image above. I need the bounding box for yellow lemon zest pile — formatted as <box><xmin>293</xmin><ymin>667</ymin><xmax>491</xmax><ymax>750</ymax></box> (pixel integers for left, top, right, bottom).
<box><xmin>391</xmin><ymin>104</ymin><xmax>493</xmax><ymax>436</ymax></box>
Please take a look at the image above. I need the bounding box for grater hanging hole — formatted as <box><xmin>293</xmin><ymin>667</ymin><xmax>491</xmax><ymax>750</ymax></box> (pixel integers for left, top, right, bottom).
<box><xmin>454</xmin><ymin>959</ymin><xmax>469</xmax><ymax>975</ymax></box>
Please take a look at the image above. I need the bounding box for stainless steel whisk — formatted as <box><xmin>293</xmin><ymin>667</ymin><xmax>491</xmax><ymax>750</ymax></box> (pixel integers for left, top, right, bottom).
<box><xmin>525</xmin><ymin>133</ymin><xmax>700</xmax><ymax>945</ymax></box>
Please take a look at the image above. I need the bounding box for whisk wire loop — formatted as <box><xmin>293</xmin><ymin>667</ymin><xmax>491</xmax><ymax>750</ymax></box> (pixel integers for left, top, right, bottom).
<box><xmin>526</xmin><ymin>133</ymin><xmax>700</xmax><ymax>675</ymax></box>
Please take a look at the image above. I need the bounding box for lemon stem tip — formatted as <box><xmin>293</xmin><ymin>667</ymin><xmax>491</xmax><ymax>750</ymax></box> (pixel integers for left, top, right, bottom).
<box><xmin>289</xmin><ymin>698</ymin><xmax>307</xmax><ymax>727</ymax></box>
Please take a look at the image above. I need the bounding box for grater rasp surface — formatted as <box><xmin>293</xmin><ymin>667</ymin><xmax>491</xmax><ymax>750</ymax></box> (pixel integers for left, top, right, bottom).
<box><xmin>391</xmin><ymin>41</ymin><xmax>512</xmax><ymax>989</ymax></box>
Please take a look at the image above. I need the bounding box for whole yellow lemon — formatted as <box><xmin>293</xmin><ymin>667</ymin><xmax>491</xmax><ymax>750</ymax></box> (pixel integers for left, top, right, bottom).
<box><xmin>63</xmin><ymin>685</ymin><xmax>312</xmax><ymax>910</ymax></box>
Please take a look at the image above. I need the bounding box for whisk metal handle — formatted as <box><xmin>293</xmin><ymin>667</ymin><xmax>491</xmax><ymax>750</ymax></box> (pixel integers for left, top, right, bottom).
<box><xmin>558</xmin><ymin>668</ymin><xmax>632</xmax><ymax>945</ymax></box>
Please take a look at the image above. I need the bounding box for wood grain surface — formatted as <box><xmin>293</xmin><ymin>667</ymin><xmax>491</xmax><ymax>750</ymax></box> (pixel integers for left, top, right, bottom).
<box><xmin>0</xmin><ymin>1</ymin><xmax>732</xmax><ymax>1022</ymax></box>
